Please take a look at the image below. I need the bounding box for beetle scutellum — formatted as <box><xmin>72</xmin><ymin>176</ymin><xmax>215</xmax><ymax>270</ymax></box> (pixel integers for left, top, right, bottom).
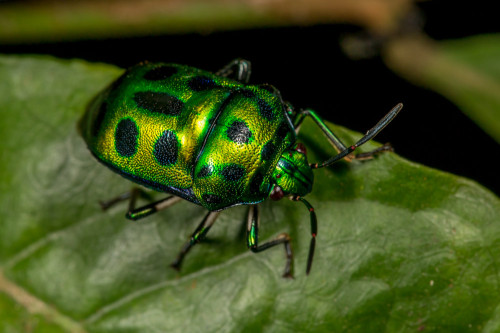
<box><xmin>79</xmin><ymin>59</ymin><xmax>402</xmax><ymax>277</ymax></box>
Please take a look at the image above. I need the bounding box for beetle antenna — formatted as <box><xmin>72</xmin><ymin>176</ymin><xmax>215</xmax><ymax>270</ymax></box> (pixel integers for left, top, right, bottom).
<box><xmin>311</xmin><ymin>103</ymin><xmax>403</xmax><ymax>169</ymax></box>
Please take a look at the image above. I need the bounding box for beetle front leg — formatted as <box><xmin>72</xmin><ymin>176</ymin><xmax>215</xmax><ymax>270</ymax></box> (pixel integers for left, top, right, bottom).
<box><xmin>352</xmin><ymin>143</ymin><xmax>394</xmax><ymax>160</ymax></box>
<box><xmin>170</xmin><ymin>211</ymin><xmax>221</xmax><ymax>271</ymax></box>
<box><xmin>215</xmin><ymin>59</ymin><xmax>252</xmax><ymax>83</ymax></box>
<box><xmin>294</xmin><ymin>109</ymin><xmax>349</xmax><ymax>156</ymax></box>
<box><xmin>297</xmin><ymin>104</ymin><xmax>402</xmax><ymax>167</ymax></box>
<box><xmin>246</xmin><ymin>205</ymin><xmax>293</xmax><ymax>278</ymax></box>
<box><xmin>290</xmin><ymin>196</ymin><xmax>317</xmax><ymax>275</ymax></box>
<box><xmin>296</xmin><ymin>108</ymin><xmax>393</xmax><ymax>161</ymax></box>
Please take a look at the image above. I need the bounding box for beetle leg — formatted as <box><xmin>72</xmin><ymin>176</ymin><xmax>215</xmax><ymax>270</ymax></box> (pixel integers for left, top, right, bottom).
<box><xmin>246</xmin><ymin>205</ymin><xmax>294</xmax><ymax>278</ymax></box>
<box><xmin>295</xmin><ymin>108</ymin><xmax>352</xmax><ymax>156</ymax></box>
<box><xmin>99</xmin><ymin>187</ymin><xmax>150</xmax><ymax>211</ymax></box>
<box><xmin>215</xmin><ymin>59</ymin><xmax>252</xmax><ymax>83</ymax></box>
<box><xmin>311</xmin><ymin>103</ymin><xmax>402</xmax><ymax>168</ymax></box>
<box><xmin>99</xmin><ymin>188</ymin><xmax>183</xmax><ymax>221</ymax></box>
<box><xmin>290</xmin><ymin>196</ymin><xmax>317</xmax><ymax>275</ymax></box>
<box><xmin>126</xmin><ymin>195</ymin><xmax>183</xmax><ymax>221</ymax></box>
<box><xmin>352</xmin><ymin>142</ymin><xmax>394</xmax><ymax>160</ymax></box>
<box><xmin>298</xmin><ymin>104</ymin><xmax>403</xmax><ymax>168</ymax></box>
<box><xmin>296</xmin><ymin>108</ymin><xmax>393</xmax><ymax>159</ymax></box>
<box><xmin>170</xmin><ymin>211</ymin><xmax>221</xmax><ymax>271</ymax></box>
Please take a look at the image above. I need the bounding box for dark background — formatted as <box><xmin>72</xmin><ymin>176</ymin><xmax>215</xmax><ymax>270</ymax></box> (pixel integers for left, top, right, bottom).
<box><xmin>1</xmin><ymin>1</ymin><xmax>499</xmax><ymax>195</ymax></box>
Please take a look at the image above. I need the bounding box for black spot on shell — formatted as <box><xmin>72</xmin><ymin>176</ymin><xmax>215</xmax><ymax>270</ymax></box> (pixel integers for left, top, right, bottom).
<box><xmin>203</xmin><ymin>194</ymin><xmax>222</xmax><ymax>205</ymax></box>
<box><xmin>197</xmin><ymin>164</ymin><xmax>213</xmax><ymax>178</ymax></box>
<box><xmin>249</xmin><ymin>172</ymin><xmax>265</xmax><ymax>196</ymax></box>
<box><xmin>261</xmin><ymin>141</ymin><xmax>276</xmax><ymax>161</ymax></box>
<box><xmin>226</xmin><ymin>121</ymin><xmax>252</xmax><ymax>144</ymax></box>
<box><xmin>134</xmin><ymin>91</ymin><xmax>184</xmax><ymax>116</ymax></box>
<box><xmin>240</xmin><ymin>89</ymin><xmax>274</xmax><ymax>120</ymax></box>
<box><xmin>143</xmin><ymin>66</ymin><xmax>178</xmax><ymax>81</ymax></box>
<box><xmin>276</xmin><ymin>121</ymin><xmax>291</xmax><ymax>140</ymax></box>
<box><xmin>188</xmin><ymin>76</ymin><xmax>217</xmax><ymax>91</ymax></box>
<box><xmin>257</xmin><ymin>99</ymin><xmax>274</xmax><ymax>120</ymax></box>
<box><xmin>115</xmin><ymin>118</ymin><xmax>138</xmax><ymax>158</ymax></box>
<box><xmin>221</xmin><ymin>164</ymin><xmax>246</xmax><ymax>181</ymax></box>
<box><xmin>154</xmin><ymin>130</ymin><xmax>178</xmax><ymax>166</ymax></box>
<box><xmin>240</xmin><ymin>89</ymin><xmax>255</xmax><ymax>99</ymax></box>
<box><xmin>260</xmin><ymin>84</ymin><xmax>278</xmax><ymax>94</ymax></box>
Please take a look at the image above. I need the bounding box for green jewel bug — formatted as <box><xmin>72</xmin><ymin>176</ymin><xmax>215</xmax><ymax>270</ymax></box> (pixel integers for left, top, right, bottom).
<box><xmin>79</xmin><ymin>59</ymin><xmax>402</xmax><ymax>278</ymax></box>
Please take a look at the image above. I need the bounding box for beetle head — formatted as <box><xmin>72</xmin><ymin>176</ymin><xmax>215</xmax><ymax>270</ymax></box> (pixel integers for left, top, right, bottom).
<box><xmin>270</xmin><ymin>143</ymin><xmax>313</xmax><ymax>200</ymax></box>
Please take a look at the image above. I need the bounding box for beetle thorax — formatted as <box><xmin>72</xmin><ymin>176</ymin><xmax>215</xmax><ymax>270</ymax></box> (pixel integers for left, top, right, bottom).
<box><xmin>270</xmin><ymin>143</ymin><xmax>314</xmax><ymax>200</ymax></box>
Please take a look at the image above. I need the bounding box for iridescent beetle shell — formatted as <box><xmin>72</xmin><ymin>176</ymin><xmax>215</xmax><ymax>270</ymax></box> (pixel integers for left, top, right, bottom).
<box><xmin>79</xmin><ymin>60</ymin><xmax>401</xmax><ymax>277</ymax></box>
<box><xmin>79</xmin><ymin>63</ymin><xmax>300</xmax><ymax>211</ymax></box>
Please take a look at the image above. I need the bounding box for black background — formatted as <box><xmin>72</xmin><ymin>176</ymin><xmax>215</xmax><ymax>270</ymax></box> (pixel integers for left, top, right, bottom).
<box><xmin>1</xmin><ymin>1</ymin><xmax>499</xmax><ymax>195</ymax></box>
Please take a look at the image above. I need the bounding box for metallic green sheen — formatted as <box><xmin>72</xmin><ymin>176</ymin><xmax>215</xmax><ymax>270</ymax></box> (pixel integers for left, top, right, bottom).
<box><xmin>79</xmin><ymin>62</ymin><xmax>309</xmax><ymax>211</ymax></box>
<box><xmin>272</xmin><ymin>148</ymin><xmax>313</xmax><ymax>197</ymax></box>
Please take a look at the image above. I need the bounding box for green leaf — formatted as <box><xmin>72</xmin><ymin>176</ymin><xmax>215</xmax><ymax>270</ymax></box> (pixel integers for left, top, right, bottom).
<box><xmin>1</xmin><ymin>55</ymin><xmax>499</xmax><ymax>333</ymax></box>
<box><xmin>384</xmin><ymin>34</ymin><xmax>500</xmax><ymax>143</ymax></box>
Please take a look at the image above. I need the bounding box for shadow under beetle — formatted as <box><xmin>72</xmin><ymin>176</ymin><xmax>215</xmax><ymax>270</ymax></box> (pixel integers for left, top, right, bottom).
<box><xmin>79</xmin><ymin>59</ymin><xmax>402</xmax><ymax>278</ymax></box>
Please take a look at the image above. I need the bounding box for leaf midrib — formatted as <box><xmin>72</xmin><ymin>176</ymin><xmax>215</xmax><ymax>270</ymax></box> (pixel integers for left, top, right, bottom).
<box><xmin>0</xmin><ymin>270</ymin><xmax>88</xmax><ymax>333</ymax></box>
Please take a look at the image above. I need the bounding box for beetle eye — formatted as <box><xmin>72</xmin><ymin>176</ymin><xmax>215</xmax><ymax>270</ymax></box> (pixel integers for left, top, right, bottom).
<box><xmin>295</xmin><ymin>143</ymin><xmax>307</xmax><ymax>155</ymax></box>
<box><xmin>270</xmin><ymin>185</ymin><xmax>284</xmax><ymax>201</ymax></box>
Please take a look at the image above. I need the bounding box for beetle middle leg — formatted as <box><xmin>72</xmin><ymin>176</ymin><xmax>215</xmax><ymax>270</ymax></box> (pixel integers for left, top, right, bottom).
<box><xmin>246</xmin><ymin>205</ymin><xmax>294</xmax><ymax>278</ymax></box>
<box><xmin>101</xmin><ymin>189</ymin><xmax>220</xmax><ymax>271</ymax></box>
<box><xmin>170</xmin><ymin>211</ymin><xmax>221</xmax><ymax>271</ymax></box>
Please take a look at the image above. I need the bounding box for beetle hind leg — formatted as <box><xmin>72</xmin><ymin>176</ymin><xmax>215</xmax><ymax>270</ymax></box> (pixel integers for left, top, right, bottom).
<box><xmin>99</xmin><ymin>187</ymin><xmax>183</xmax><ymax>221</ymax></box>
<box><xmin>126</xmin><ymin>195</ymin><xmax>183</xmax><ymax>220</ymax></box>
<box><xmin>246</xmin><ymin>205</ymin><xmax>294</xmax><ymax>278</ymax></box>
<box><xmin>99</xmin><ymin>187</ymin><xmax>149</xmax><ymax>211</ymax></box>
